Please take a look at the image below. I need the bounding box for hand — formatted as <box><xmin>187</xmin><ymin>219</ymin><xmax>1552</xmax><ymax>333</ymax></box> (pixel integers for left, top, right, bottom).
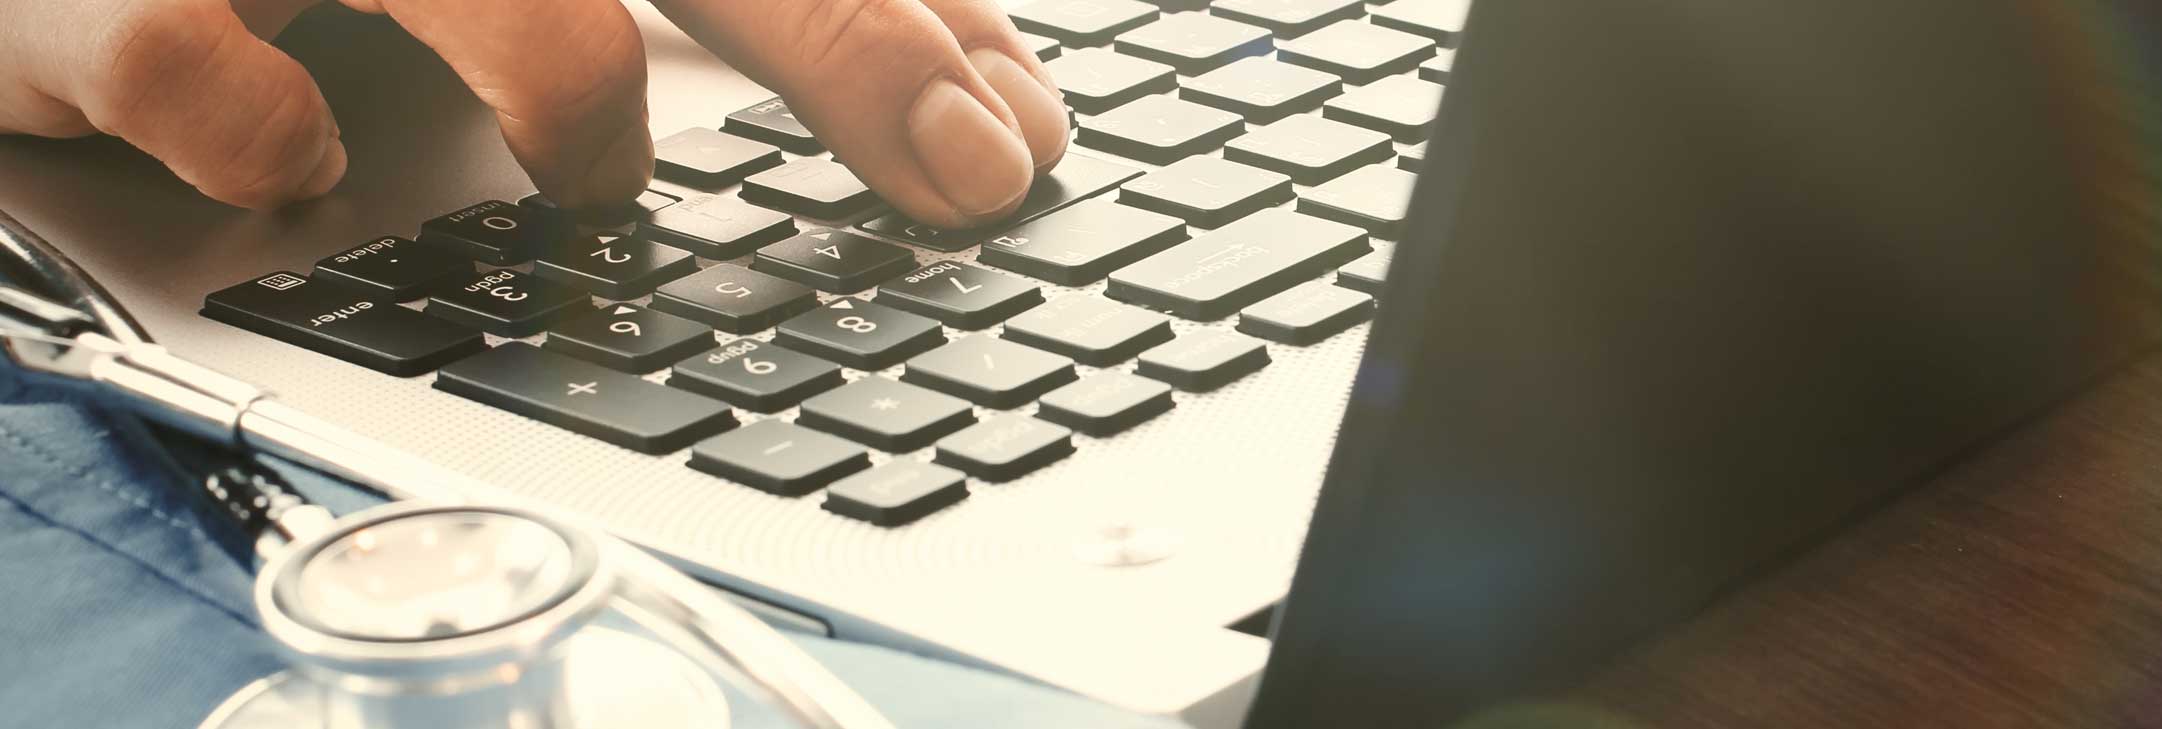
<box><xmin>0</xmin><ymin>0</ymin><xmax>1069</xmax><ymax>229</ymax></box>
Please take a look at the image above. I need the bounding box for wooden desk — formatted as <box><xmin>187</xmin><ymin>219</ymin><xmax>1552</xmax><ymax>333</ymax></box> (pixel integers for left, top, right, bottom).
<box><xmin>1573</xmin><ymin>353</ymin><xmax>2162</xmax><ymax>728</ymax></box>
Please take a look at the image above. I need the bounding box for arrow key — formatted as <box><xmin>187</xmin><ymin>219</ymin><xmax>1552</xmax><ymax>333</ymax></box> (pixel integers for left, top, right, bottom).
<box><xmin>774</xmin><ymin>298</ymin><xmax>947</xmax><ymax>370</ymax></box>
<box><xmin>753</xmin><ymin>229</ymin><xmax>917</xmax><ymax>293</ymax></box>
<box><xmin>544</xmin><ymin>304</ymin><xmax>715</xmax><ymax>373</ymax></box>
<box><xmin>875</xmin><ymin>262</ymin><xmax>1043</xmax><ymax>329</ymax></box>
<box><xmin>533</xmin><ymin>232</ymin><xmax>698</xmax><ymax>299</ymax></box>
<box><xmin>655</xmin><ymin>127</ymin><xmax>783</xmax><ymax>189</ymax></box>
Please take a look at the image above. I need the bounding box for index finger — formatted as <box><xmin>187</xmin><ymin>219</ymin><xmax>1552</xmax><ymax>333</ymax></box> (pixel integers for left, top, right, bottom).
<box><xmin>344</xmin><ymin>0</ymin><xmax>653</xmax><ymax>209</ymax></box>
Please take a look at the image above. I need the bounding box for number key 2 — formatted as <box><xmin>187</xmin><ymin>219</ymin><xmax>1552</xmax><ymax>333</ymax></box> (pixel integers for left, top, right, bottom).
<box><xmin>773</xmin><ymin>298</ymin><xmax>946</xmax><ymax>370</ymax></box>
<box><xmin>669</xmin><ymin>338</ymin><xmax>845</xmax><ymax>412</ymax></box>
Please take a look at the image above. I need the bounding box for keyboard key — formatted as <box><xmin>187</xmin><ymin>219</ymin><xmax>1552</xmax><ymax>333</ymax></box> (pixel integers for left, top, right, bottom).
<box><xmin>740</xmin><ymin>158</ymin><xmax>877</xmax><ymax>220</ymax></box>
<box><xmin>670</xmin><ymin>338</ymin><xmax>845</xmax><ymax>412</ymax></box>
<box><xmin>1036</xmin><ymin>372</ymin><xmax>1175</xmax><ymax>436</ymax></box>
<box><xmin>977</xmin><ymin>199</ymin><xmax>1188</xmax><ymax>285</ymax></box>
<box><xmin>312</xmin><ymin>236</ymin><xmax>465</xmax><ymax>302</ymax></box>
<box><xmin>1077</xmin><ymin>95</ymin><xmax>1244</xmax><ymax>164</ymax></box>
<box><xmin>1114</xmin><ymin>13</ymin><xmax>1272</xmax><ymax>74</ymax></box>
<box><xmin>1140</xmin><ymin>0</ymin><xmax>1211</xmax><ymax>11</ymax></box>
<box><xmin>641</xmin><ymin>193</ymin><xmax>798</xmax><ymax>259</ymax></box>
<box><xmin>1298</xmin><ymin>163</ymin><xmax>1417</xmax><ymax>236</ymax></box>
<box><xmin>1418</xmin><ymin>49</ymin><xmax>1454</xmax><ymax>83</ymax></box>
<box><xmin>435</xmin><ymin>342</ymin><xmax>736</xmax><ymax>454</ymax></box>
<box><xmin>1237</xmin><ymin>280</ymin><xmax>1373</xmax><ymax>344</ymax></box>
<box><xmin>774</xmin><ymin>298</ymin><xmax>946</xmax><ymax>370</ymax></box>
<box><xmin>1367</xmin><ymin>0</ymin><xmax>1471</xmax><ymax>44</ymax></box>
<box><xmin>1335</xmin><ymin>248</ymin><xmax>1391</xmax><ymax>294</ymax></box>
<box><xmin>935</xmin><ymin>415</ymin><xmax>1075</xmax><ymax>482</ymax></box>
<box><xmin>1324</xmin><ymin>75</ymin><xmax>1442</xmax><ymax>141</ymax></box>
<box><xmin>1021</xmin><ymin>31</ymin><xmax>1063</xmax><ymax>61</ymax></box>
<box><xmin>1208</xmin><ymin>0</ymin><xmax>1362</xmax><ymax>37</ymax></box>
<box><xmin>649</xmin><ymin>263</ymin><xmax>819</xmax><ymax>334</ymax></box>
<box><xmin>902</xmin><ymin>336</ymin><xmax>1078</xmax><ymax>408</ymax></box>
<box><xmin>876</xmin><ymin>262</ymin><xmax>1043</xmax><ymax>329</ymax></box>
<box><xmin>1119</xmin><ymin>155</ymin><xmax>1292</xmax><ymax>228</ymax></box>
<box><xmin>1044</xmin><ymin>49</ymin><xmax>1176</xmax><ymax>114</ymax></box>
<box><xmin>1001</xmin><ymin>295</ymin><xmax>1174</xmax><ymax>365</ymax></box>
<box><xmin>1137</xmin><ymin>330</ymin><xmax>1270</xmax><ymax>391</ymax></box>
<box><xmin>517</xmin><ymin>190</ymin><xmax>681</xmax><ymax>228</ymax></box>
<box><xmin>1398</xmin><ymin>141</ymin><xmax>1426</xmax><ymax>172</ymax></box>
<box><xmin>689</xmin><ymin>420</ymin><xmax>870</xmax><ymax>496</ymax></box>
<box><xmin>1276</xmin><ymin>21</ymin><xmax>1433</xmax><ymax>84</ymax></box>
<box><xmin>420</xmin><ymin>200</ymin><xmax>563</xmax><ymax>265</ymax></box>
<box><xmin>425</xmin><ymin>269</ymin><xmax>591</xmax><ymax>337</ymax></box>
<box><xmin>1107</xmin><ymin>208</ymin><xmax>1369</xmax><ymax>319</ymax></box>
<box><xmin>724</xmin><ymin>97</ymin><xmax>821</xmax><ymax>155</ymax></box>
<box><xmin>543</xmin><ymin>304</ymin><xmax>714</xmax><ymax>372</ymax></box>
<box><xmin>1223</xmin><ymin>113</ymin><xmax>1393</xmax><ymax>184</ymax></box>
<box><xmin>857</xmin><ymin>154</ymin><xmax>1143</xmax><ymax>252</ymax></box>
<box><xmin>533</xmin><ymin>232</ymin><xmax>698</xmax><ymax>299</ymax></box>
<box><xmin>798</xmin><ymin>377</ymin><xmax>976</xmax><ymax>451</ymax></box>
<box><xmin>655</xmin><ymin>127</ymin><xmax>784</xmax><ymax>189</ymax></box>
<box><xmin>1010</xmin><ymin>0</ymin><xmax>1158</xmax><ymax>46</ymax></box>
<box><xmin>201</xmin><ymin>272</ymin><xmax>485</xmax><ymax>377</ymax></box>
<box><xmin>822</xmin><ymin>461</ymin><xmax>970</xmax><ymax>526</ymax></box>
<box><xmin>753</xmin><ymin>229</ymin><xmax>917</xmax><ymax>293</ymax></box>
<box><xmin>1180</xmin><ymin>57</ymin><xmax>1341</xmax><ymax>123</ymax></box>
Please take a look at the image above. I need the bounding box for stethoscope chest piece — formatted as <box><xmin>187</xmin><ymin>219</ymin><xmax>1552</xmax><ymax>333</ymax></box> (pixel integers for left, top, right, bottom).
<box><xmin>199</xmin><ymin>502</ymin><xmax>730</xmax><ymax>729</ymax></box>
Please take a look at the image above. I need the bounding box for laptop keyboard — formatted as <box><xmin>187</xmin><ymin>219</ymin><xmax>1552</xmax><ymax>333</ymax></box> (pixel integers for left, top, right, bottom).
<box><xmin>199</xmin><ymin>0</ymin><xmax>1455</xmax><ymax>526</ymax></box>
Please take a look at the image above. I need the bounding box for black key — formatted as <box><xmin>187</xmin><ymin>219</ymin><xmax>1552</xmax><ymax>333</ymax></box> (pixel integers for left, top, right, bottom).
<box><xmin>655</xmin><ymin>127</ymin><xmax>784</xmax><ymax>189</ymax></box>
<box><xmin>1119</xmin><ymin>155</ymin><xmax>1292</xmax><ymax>228</ymax></box>
<box><xmin>977</xmin><ymin>199</ymin><xmax>1188</xmax><ymax>285</ymax></box>
<box><xmin>1077</xmin><ymin>95</ymin><xmax>1244</xmax><ymax>164</ymax></box>
<box><xmin>1368</xmin><ymin>0</ymin><xmax>1471</xmax><ymax>44</ymax></box>
<box><xmin>1021</xmin><ymin>31</ymin><xmax>1063</xmax><ymax>61</ymax></box>
<box><xmin>1106</xmin><ymin>208</ymin><xmax>1369</xmax><ymax>319</ymax></box>
<box><xmin>1035</xmin><ymin>372</ymin><xmax>1175</xmax><ymax>436</ymax></box>
<box><xmin>1208</xmin><ymin>0</ymin><xmax>1362</xmax><ymax>37</ymax></box>
<box><xmin>543</xmin><ymin>304</ymin><xmax>715</xmax><ymax>372</ymax></box>
<box><xmin>1398</xmin><ymin>141</ymin><xmax>1426</xmax><ymax>172</ymax></box>
<box><xmin>312</xmin><ymin>236</ymin><xmax>465</xmax><ymax>302</ymax></box>
<box><xmin>1238</xmin><ymin>279</ymin><xmax>1374</xmax><ymax>344</ymax></box>
<box><xmin>516</xmin><ymin>190</ymin><xmax>680</xmax><ymax>228</ymax></box>
<box><xmin>1140</xmin><ymin>0</ymin><xmax>1211</xmax><ymax>11</ymax></box>
<box><xmin>856</xmin><ymin>154</ymin><xmax>1142</xmax><ymax>253</ymax></box>
<box><xmin>435</xmin><ymin>342</ymin><xmax>737</xmax><ymax>454</ymax></box>
<box><xmin>902</xmin><ymin>336</ymin><xmax>1077</xmax><ymax>408</ymax></box>
<box><xmin>724</xmin><ymin>97</ymin><xmax>821</xmax><ymax>155</ymax></box>
<box><xmin>420</xmin><ymin>200</ymin><xmax>563</xmax><ymax>265</ymax></box>
<box><xmin>1276</xmin><ymin>21</ymin><xmax>1434</xmax><ymax>84</ymax></box>
<box><xmin>1223</xmin><ymin>113</ymin><xmax>1393</xmax><ymax>184</ymax></box>
<box><xmin>1010</xmin><ymin>0</ymin><xmax>1158</xmax><ymax>46</ymax></box>
<box><xmin>1044</xmin><ymin>49</ymin><xmax>1176</xmax><ymax>114</ymax></box>
<box><xmin>533</xmin><ymin>232</ymin><xmax>698</xmax><ymax>299</ymax></box>
<box><xmin>1114</xmin><ymin>13</ymin><xmax>1272</xmax><ymax>74</ymax></box>
<box><xmin>425</xmin><ymin>268</ymin><xmax>591</xmax><ymax>337</ymax></box>
<box><xmin>935</xmin><ymin>415</ymin><xmax>1076</xmax><ymax>482</ymax></box>
<box><xmin>689</xmin><ymin>420</ymin><xmax>870</xmax><ymax>496</ymax></box>
<box><xmin>822</xmin><ymin>461</ymin><xmax>970</xmax><ymax>526</ymax></box>
<box><xmin>1136</xmin><ymin>331</ymin><xmax>1270</xmax><ymax>391</ymax></box>
<box><xmin>642</xmin><ymin>193</ymin><xmax>798</xmax><ymax>259</ymax></box>
<box><xmin>201</xmin><ymin>272</ymin><xmax>484</xmax><ymax>377</ymax></box>
<box><xmin>1418</xmin><ymin>50</ymin><xmax>1454</xmax><ymax>83</ymax></box>
<box><xmin>774</xmin><ymin>298</ymin><xmax>947</xmax><ymax>370</ymax></box>
<box><xmin>669</xmin><ymin>338</ymin><xmax>845</xmax><ymax>412</ymax></box>
<box><xmin>876</xmin><ymin>263</ymin><xmax>1042</xmax><ymax>329</ymax></box>
<box><xmin>740</xmin><ymin>158</ymin><xmax>877</xmax><ymax>220</ymax></box>
<box><xmin>1324</xmin><ymin>75</ymin><xmax>1443</xmax><ymax>142</ymax></box>
<box><xmin>650</xmin><ymin>263</ymin><xmax>819</xmax><ymax>334</ymax></box>
<box><xmin>798</xmin><ymin>377</ymin><xmax>976</xmax><ymax>452</ymax></box>
<box><xmin>1001</xmin><ymin>295</ymin><xmax>1174</xmax><ymax>365</ymax></box>
<box><xmin>753</xmin><ymin>229</ymin><xmax>918</xmax><ymax>293</ymax></box>
<box><xmin>1335</xmin><ymin>248</ymin><xmax>1391</xmax><ymax>294</ymax></box>
<box><xmin>1181</xmin><ymin>57</ymin><xmax>1341</xmax><ymax>123</ymax></box>
<box><xmin>1298</xmin><ymin>163</ymin><xmax>1417</xmax><ymax>237</ymax></box>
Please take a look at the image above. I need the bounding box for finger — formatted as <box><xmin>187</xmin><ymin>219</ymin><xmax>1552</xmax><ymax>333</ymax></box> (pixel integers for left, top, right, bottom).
<box><xmin>343</xmin><ymin>0</ymin><xmax>652</xmax><ymax>209</ymax></box>
<box><xmin>69</xmin><ymin>0</ymin><xmax>345</xmax><ymax>208</ymax></box>
<box><xmin>914</xmin><ymin>0</ymin><xmax>1070</xmax><ymax>173</ymax></box>
<box><xmin>654</xmin><ymin>0</ymin><xmax>1039</xmax><ymax>229</ymax></box>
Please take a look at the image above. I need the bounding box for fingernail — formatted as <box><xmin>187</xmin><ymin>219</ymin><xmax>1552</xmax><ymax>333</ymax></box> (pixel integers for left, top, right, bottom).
<box><xmin>297</xmin><ymin>140</ymin><xmax>347</xmax><ymax>200</ymax></box>
<box><xmin>908</xmin><ymin>77</ymin><xmax>1034</xmax><ymax>217</ymax></box>
<box><xmin>569</xmin><ymin>121</ymin><xmax>653</xmax><ymax>208</ymax></box>
<box><xmin>967</xmin><ymin>48</ymin><xmax>1068</xmax><ymax>172</ymax></box>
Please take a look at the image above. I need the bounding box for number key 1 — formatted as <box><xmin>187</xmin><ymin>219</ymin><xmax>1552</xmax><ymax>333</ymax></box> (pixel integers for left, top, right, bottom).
<box><xmin>668</xmin><ymin>338</ymin><xmax>845</xmax><ymax>412</ymax></box>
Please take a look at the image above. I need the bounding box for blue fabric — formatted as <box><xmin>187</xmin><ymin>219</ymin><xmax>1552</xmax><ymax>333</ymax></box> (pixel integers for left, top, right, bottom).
<box><xmin>0</xmin><ymin>362</ymin><xmax>1188</xmax><ymax>729</ymax></box>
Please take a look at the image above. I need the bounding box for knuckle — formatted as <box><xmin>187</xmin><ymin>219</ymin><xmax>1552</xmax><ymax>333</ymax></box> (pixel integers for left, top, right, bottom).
<box><xmin>489</xmin><ymin>14</ymin><xmax>644</xmax><ymax>127</ymax></box>
<box><xmin>88</xmin><ymin>1</ymin><xmax>226</xmax><ymax>125</ymax></box>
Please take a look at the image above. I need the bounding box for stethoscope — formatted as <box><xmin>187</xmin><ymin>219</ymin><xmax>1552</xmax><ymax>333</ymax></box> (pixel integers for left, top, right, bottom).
<box><xmin>0</xmin><ymin>208</ymin><xmax>896</xmax><ymax>729</ymax></box>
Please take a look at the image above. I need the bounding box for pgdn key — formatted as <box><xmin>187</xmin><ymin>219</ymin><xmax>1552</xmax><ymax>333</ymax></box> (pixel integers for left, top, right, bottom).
<box><xmin>1106</xmin><ymin>209</ymin><xmax>1369</xmax><ymax>320</ymax></box>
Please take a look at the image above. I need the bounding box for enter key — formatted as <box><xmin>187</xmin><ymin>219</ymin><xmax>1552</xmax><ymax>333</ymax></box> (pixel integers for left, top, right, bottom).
<box><xmin>1105</xmin><ymin>209</ymin><xmax>1370</xmax><ymax>319</ymax></box>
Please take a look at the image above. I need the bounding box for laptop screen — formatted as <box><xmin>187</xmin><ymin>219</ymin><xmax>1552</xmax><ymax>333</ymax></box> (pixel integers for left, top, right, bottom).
<box><xmin>1252</xmin><ymin>0</ymin><xmax>2162</xmax><ymax>725</ymax></box>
